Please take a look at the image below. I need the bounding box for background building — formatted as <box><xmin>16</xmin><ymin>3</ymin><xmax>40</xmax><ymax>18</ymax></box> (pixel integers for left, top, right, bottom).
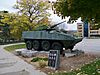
<box><xmin>77</xmin><ymin>22</ymin><xmax>100</xmax><ymax>37</ymax></box>
<box><xmin>77</xmin><ymin>23</ymin><xmax>84</xmax><ymax>37</ymax></box>
<box><xmin>89</xmin><ymin>29</ymin><xmax>100</xmax><ymax>37</ymax></box>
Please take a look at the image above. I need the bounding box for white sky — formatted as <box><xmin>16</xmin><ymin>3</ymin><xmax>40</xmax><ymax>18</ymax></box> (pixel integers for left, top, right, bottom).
<box><xmin>0</xmin><ymin>0</ymin><xmax>57</xmax><ymax>12</ymax></box>
<box><xmin>0</xmin><ymin>0</ymin><xmax>17</xmax><ymax>12</ymax></box>
<box><xmin>48</xmin><ymin>9</ymin><xmax>83</xmax><ymax>30</ymax></box>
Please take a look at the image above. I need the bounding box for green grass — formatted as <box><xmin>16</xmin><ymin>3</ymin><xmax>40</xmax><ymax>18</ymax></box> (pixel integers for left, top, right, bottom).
<box><xmin>31</xmin><ymin>57</ymin><xmax>48</xmax><ymax>62</ymax></box>
<box><xmin>50</xmin><ymin>59</ymin><xmax>100</xmax><ymax>75</ymax></box>
<box><xmin>4</xmin><ymin>44</ymin><xmax>26</xmax><ymax>52</ymax></box>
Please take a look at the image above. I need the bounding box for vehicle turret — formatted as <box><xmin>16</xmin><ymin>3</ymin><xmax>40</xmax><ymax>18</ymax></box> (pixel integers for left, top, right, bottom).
<box><xmin>42</xmin><ymin>21</ymin><xmax>66</xmax><ymax>31</ymax></box>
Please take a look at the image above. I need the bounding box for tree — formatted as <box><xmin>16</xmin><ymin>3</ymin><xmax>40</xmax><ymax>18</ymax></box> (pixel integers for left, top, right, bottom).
<box><xmin>54</xmin><ymin>0</ymin><xmax>100</xmax><ymax>22</ymax></box>
<box><xmin>0</xmin><ymin>11</ymin><xmax>26</xmax><ymax>40</ymax></box>
<box><xmin>14</xmin><ymin>0</ymin><xmax>50</xmax><ymax>30</ymax></box>
<box><xmin>0</xmin><ymin>11</ymin><xmax>11</xmax><ymax>41</ymax></box>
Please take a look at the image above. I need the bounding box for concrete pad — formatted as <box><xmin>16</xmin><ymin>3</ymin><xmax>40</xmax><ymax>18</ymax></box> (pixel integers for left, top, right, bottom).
<box><xmin>65</xmin><ymin>50</ymin><xmax>84</xmax><ymax>57</ymax></box>
<box><xmin>15</xmin><ymin>49</ymin><xmax>27</xmax><ymax>55</ymax></box>
<box><xmin>65</xmin><ymin>53</ymin><xmax>76</xmax><ymax>57</ymax></box>
<box><xmin>21</xmin><ymin>50</ymin><xmax>38</xmax><ymax>57</ymax></box>
<box><xmin>39</xmin><ymin>51</ymin><xmax>49</xmax><ymax>53</ymax></box>
<box><xmin>15</xmin><ymin>49</ymin><xmax>38</xmax><ymax>57</ymax></box>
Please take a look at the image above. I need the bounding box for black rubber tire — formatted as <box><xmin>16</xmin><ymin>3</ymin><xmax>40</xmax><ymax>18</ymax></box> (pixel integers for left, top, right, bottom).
<box><xmin>69</xmin><ymin>46</ymin><xmax>74</xmax><ymax>50</ymax></box>
<box><xmin>41</xmin><ymin>41</ymin><xmax>50</xmax><ymax>51</ymax></box>
<box><xmin>26</xmin><ymin>40</ymin><xmax>32</xmax><ymax>50</ymax></box>
<box><xmin>69</xmin><ymin>46</ymin><xmax>74</xmax><ymax>52</ymax></box>
<box><xmin>32</xmin><ymin>40</ymin><xmax>40</xmax><ymax>50</ymax></box>
<box><xmin>51</xmin><ymin>42</ymin><xmax>63</xmax><ymax>54</ymax></box>
<box><xmin>52</xmin><ymin>42</ymin><xmax>62</xmax><ymax>50</ymax></box>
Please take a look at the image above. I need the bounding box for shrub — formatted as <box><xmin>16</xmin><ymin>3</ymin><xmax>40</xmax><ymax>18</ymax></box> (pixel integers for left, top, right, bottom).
<box><xmin>31</xmin><ymin>57</ymin><xmax>39</xmax><ymax>62</ymax></box>
<box><xmin>38</xmin><ymin>60</ymin><xmax>47</xmax><ymax>68</ymax></box>
<box><xmin>31</xmin><ymin>57</ymin><xmax>48</xmax><ymax>62</ymax></box>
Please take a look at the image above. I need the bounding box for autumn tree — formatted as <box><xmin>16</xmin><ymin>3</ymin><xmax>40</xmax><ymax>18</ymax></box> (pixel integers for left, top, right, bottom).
<box><xmin>0</xmin><ymin>11</ymin><xmax>11</xmax><ymax>41</ymax></box>
<box><xmin>14</xmin><ymin>0</ymin><xmax>50</xmax><ymax>31</ymax></box>
<box><xmin>0</xmin><ymin>11</ymin><xmax>29</xmax><ymax>40</ymax></box>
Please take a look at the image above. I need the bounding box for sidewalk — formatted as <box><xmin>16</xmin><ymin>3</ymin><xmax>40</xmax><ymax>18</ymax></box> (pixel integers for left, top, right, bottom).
<box><xmin>74</xmin><ymin>38</ymin><xmax>100</xmax><ymax>56</ymax></box>
<box><xmin>0</xmin><ymin>43</ymin><xmax>46</xmax><ymax>75</ymax></box>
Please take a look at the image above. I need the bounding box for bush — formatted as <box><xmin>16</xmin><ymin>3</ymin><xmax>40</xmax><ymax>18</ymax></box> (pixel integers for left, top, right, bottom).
<box><xmin>31</xmin><ymin>57</ymin><xmax>39</xmax><ymax>62</ymax></box>
<box><xmin>38</xmin><ymin>60</ymin><xmax>47</xmax><ymax>68</ymax></box>
<box><xmin>31</xmin><ymin>57</ymin><xmax>48</xmax><ymax>62</ymax></box>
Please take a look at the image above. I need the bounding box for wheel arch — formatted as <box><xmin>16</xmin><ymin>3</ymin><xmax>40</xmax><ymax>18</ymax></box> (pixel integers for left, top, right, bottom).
<box><xmin>52</xmin><ymin>40</ymin><xmax>64</xmax><ymax>48</ymax></box>
<box><xmin>24</xmin><ymin>39</ymin><xmax>33</xmax><ymax>43</ymax></box>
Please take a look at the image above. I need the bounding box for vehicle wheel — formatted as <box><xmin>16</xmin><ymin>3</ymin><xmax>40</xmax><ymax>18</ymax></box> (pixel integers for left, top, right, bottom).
<box><xmin>52</xmin><ymin>42</ymin><xmax>63</xmax><ymax>54</ymax></box>
<box><xmin>32</xmin><ymin>40</ymin><xmax>40</xmax><ymax>50</ymax></box>
<box><xmin>41</xmin><ymin>41</ymin><xmax>50</xmax><ymax>51</ymax></box>
<box><xmin>69</xmin><ymin>46</ymin><xmax>74</xmax><ymax>50</ymax></box>
<box><xmin>26</xmin><ymin>40</ymin><xmax>32</xmax><ymax>50</ymax></box>
<box><xmin>69</xmin><ymin>46</ymin><xmax>74</xmax><ymax>52</ymax></box>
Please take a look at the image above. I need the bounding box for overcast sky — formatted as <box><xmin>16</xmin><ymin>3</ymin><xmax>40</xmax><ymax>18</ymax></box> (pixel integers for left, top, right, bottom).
<box><xmin>0</xmin><ymin>0</ymin><xmax>17</xmax><ymax>12</ymax></box>
<box><xmin>0</xmin><ymin>0</ymin><xmax>57</xmax><ymax>12</ymax></box>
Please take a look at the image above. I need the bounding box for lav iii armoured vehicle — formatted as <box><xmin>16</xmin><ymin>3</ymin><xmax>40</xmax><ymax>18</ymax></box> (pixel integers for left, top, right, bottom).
<box><xmin>22</xmin><ymin>21</ymin><xmax>82</xmax><ymax>53</ymax></box>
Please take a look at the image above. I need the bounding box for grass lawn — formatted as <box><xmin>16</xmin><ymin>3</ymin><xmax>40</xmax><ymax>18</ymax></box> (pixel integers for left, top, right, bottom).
<box><xmin>4</xmin><ymin>44</ymin><xmax>26</xmax><ymax>52</ymax></box>
<box><xmin>50</xmin><ymin>59</ymin><xmax>100</xmax><ymax>75</ymax></box>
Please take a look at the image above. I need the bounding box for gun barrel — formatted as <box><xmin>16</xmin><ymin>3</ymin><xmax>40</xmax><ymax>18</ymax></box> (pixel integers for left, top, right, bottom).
<box><xmin>50</xmin><ymin>21</ymin><xmax>66</xmax><ymax>29</ymax></box>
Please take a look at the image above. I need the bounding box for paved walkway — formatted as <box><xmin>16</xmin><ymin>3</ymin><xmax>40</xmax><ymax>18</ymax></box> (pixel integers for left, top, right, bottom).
<box><xmin>74</xmin><ymin>38</ymin><xmax>100</xmax><ymax>56</ymax></box>
<box><xmin>0</xmin><ymin>43</ymin><xmax>46</xmax><ymax>75</ymax></box>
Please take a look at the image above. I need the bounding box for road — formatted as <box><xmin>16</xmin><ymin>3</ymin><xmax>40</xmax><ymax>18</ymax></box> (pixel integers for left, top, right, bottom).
<box><xmin>74</xmin><ymin>38</ymin><xmax>100</xmax><ymax>55</ymax></box>
<box><xmin>0</xmin><ymin>43</ymin><xmax>46</xmax><ymax>75</ymax></box>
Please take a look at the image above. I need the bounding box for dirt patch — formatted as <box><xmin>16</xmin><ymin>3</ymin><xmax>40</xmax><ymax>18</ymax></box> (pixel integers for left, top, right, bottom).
<box><xmin>15</xmin><ymin>52</ymin><xmax>100</xmax><ymax>74</ymax></box>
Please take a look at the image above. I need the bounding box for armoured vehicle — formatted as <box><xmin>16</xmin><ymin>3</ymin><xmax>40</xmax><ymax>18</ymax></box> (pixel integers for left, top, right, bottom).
<box><xmin>22</xmin><ymin>21</ymin><xmax>82</xmax><ymax>53</ymax></box>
